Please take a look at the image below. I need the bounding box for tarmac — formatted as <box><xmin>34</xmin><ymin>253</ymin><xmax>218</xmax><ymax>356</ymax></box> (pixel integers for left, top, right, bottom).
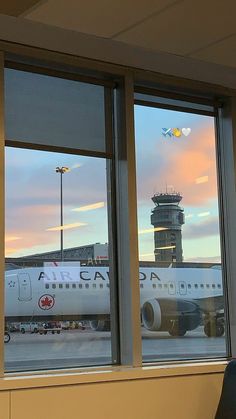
<box><xmin>4</xmin><ymin>327</ymin><xmax>227</xmax><ymax>372</ymax></box>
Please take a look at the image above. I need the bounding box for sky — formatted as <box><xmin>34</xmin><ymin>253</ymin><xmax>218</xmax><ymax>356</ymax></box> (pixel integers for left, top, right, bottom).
<box><xmin>4</xmin><ymin>68</ymin><xmax>222</xmax><ymax>263</ymax></box>
<box><xmin>135</xmin><ymin>105</ymin><xmax>221</xmax><ymax>263</ymax></box>
<box><xmin>5</xmin><ymin>150</ymin><xmax>109</xmax><ymax>257</ymax></box>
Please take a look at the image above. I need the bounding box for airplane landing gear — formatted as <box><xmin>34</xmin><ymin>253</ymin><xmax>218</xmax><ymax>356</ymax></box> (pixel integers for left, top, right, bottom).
<box><xmin>204</xmin><ymin>319</ymin><xmax>224</xmax><ymax>337</ymax></box>
<box><xmin>168</xmin><ymin>321</ymin><xmax>187</xmax><ymax>337</ymax></box>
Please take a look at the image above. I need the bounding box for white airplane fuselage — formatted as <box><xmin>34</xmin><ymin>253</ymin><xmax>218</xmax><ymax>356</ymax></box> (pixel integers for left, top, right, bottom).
<box><xmin>5</xmin><ymin>266</ymin><xmax>223</xmax><ymax>319</ymax></box>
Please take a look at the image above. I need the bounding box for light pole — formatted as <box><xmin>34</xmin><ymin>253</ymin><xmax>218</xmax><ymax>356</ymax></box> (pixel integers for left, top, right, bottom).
<box><xmin>55</xmin><ymin>166</ymin><xmax>70</xmax><ymax>261</ymax></box>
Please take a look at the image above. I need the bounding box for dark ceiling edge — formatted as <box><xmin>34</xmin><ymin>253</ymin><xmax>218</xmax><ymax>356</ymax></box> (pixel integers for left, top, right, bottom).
<box><xmin>0</xmin><ymin>0</ymin><xmax>46</xmax><ymax>18</ymax></box>
<box><xmin>19</xmin><ymin>0</ymin><xmax>49</xmax><ymax>18</ymax></box>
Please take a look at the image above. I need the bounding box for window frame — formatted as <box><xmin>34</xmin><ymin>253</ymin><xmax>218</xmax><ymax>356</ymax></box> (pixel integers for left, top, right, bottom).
<box><xmin>2</xmin><ymin>57</ymin><xmax>124</xmax><ymax>374</ymax></box>
<box><xmin>0</xmin><ymin>44</ymin><xmax>234</xmax><ymax>381</ymax></box>
<box><xmin>133</xmin><ymin>85</ymin><xmax>232</xmax><ymax>363</ymax></box>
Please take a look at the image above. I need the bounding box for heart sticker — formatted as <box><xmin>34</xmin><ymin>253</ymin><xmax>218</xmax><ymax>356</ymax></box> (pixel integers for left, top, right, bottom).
<box><xmin>182</xmin><ymin>128</ymin><xmax>191</xmax><ymax>136</ymax></box>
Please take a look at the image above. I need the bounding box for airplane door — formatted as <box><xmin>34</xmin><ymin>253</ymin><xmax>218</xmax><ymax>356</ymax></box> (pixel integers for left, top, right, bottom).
<box><xmin>18</xmin><ymin>273</ymin><xmax>32</xmax><ymax>301</ymax></box>
<box><xmin>168</xmin><ymin>282</ymin><xmax>176</xmax><ymax>295</ymax></box>
<box><xmin>179</xmin><ymin>281</ymin><xmax>187</xmax><ymax>295</ymax></box>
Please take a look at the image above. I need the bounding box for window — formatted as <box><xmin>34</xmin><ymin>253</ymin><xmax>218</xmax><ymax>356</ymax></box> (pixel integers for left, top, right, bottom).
<box><xmin>135</xmin><ymin>93</ymin><xmax>226</xmax><ymax>361</ymax></box>
<box><xmin>4</xmin><ymin>65</ymin><xmax>114</xmax><ymax>372</ymax></box>
<box><xmin>2</xmin><ymin>56</ymin><xmax>232</xmax><ymax>376</ymax></box>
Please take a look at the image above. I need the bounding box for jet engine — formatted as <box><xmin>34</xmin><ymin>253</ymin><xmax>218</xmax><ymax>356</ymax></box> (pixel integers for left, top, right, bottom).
<box><xmin>90</xmin><ymin>319</ymin><xmax>110</xmax><ymax>331</ymax></box>
<box><xmin>142</xmin><ymin>298</ymin><xmax>201</xmax><ymax>336</ymax></box>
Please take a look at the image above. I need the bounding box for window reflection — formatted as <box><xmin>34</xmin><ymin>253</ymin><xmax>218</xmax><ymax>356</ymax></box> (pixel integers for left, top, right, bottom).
<box><xmin>135</xmin><ymin>103</ymin><xmax>227</xmax><ymax>361</ymax></box>
<box><xmin>5</xmin><ymin>148</ymin><xmax>112</xmax><ymax>372</ymax></box>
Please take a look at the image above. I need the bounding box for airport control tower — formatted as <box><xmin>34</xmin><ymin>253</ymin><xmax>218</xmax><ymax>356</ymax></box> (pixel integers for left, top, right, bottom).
<box><xmin>151</xmin><ymin>192</ymin><xmax>185</xmax><ymax>263</ymax></box>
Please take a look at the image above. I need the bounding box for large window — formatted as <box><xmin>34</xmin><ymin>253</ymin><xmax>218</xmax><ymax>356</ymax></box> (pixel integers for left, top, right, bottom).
<box><xmin>2</xmin><ymin>58</ymin><xmax>232</xmax><ymax>375</ymax></box>
<box><xmin>134</xmin><ymin>93</ymin><xmax>227</xmax><ymax>361</ymax></box>
<box><xmin>4</xmin><ymin>66</ymin><xmax>116</xmax><ymax>372</ymax></box>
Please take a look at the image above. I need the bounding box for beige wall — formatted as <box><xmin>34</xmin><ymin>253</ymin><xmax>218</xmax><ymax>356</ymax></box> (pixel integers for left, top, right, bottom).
<box><xmin>0</xmin><ymin>372</ymin><xmax>222</xmax><ymax>419</ymax></box>
<box><xmin>0</xmin><ymin>391</ymin><xmax>9</xmax><ymax>419</ymax></box>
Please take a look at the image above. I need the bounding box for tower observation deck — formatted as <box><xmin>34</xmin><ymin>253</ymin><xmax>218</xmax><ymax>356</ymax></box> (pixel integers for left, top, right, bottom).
<box><xmin>151</xmin><ymin>192</ymin><xmax>185</xmax><ymax>263</ymax></box>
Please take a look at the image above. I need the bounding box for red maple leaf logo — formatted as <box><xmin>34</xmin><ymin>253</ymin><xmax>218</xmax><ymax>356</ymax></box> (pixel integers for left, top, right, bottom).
<box><xmin>41</xmin><ymin>296</ymin><xmax>52</xmax><ymax>307</ymax></box>
<box><xmin>38</xmin><ymin>294</ymin><xmax>55</xmax><ymax>310</ymax></box>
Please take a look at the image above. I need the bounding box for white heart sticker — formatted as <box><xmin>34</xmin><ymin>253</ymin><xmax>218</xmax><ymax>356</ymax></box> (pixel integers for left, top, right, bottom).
<box><xmin>182</xmin><ymin>128</ymin><xmax>191</xmax><ymax>136</ymax></box>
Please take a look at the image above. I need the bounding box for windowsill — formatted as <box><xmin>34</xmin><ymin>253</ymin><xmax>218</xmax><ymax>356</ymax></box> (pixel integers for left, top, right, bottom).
<box><xmin>0</xmin><ymin>360</ymin><xmax>227</xmax><ymax>391</ymax></box>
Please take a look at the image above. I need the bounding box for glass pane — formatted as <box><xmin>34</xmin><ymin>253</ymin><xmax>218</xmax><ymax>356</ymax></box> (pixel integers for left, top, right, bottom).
<box><xmin>135</xmin><ymin>92</ymin><xmax>214</xmax><ymax>113</ymax></box>
<box><xmin>5</xmin><ymin>68</ymin><xmax>106</xmax><ymax>154</ymax></box>
<box><xmin>5</xmin><ymin>148</ymin><xmax>112</xmax><ymax>372</ymax></box>
<box><xmin>134</xmin><ymin>103</ymin><xmax>227</xmax><ymax>362</ymax></box>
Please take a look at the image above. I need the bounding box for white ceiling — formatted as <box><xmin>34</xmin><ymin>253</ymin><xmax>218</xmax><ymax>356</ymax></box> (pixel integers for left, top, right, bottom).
<box><xmin>2</xmin><ymin>0</ymin><xmax>236</xmax><ymax>69</ymax></box>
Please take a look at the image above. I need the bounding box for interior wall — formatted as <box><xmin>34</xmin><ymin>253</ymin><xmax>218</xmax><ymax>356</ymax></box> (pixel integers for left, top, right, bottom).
<box><xmin>0</xmin><ymin>391</ymin><xmax>9</xmax><ymax>418</ymax></box>
<box><xmin>8</xmin><ymin>372</ymin><xmax>223</xmax><ymax>419</ymax></box>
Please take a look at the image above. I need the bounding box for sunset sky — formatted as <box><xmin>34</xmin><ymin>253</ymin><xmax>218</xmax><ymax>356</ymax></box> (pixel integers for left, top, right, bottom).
<box><xmin>4</xmin><ymin>68</ymin><xmax>221</xmax><ymax>262</ymax></box>
<box><xmin>5</xmin><ymin>150</ymin><xmax>108</xmax><ymax>257</ymax></box>
<box><xmin>135</xmin><ymin>105</ymin><xmax>221</xmax><ymax>263</ymax></box>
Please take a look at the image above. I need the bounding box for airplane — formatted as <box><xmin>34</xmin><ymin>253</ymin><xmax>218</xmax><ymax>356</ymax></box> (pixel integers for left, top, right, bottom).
<box><xmin>4</xmin><ymin>265</ymin><xmax>224</xmax><ymax>338</ymax></box>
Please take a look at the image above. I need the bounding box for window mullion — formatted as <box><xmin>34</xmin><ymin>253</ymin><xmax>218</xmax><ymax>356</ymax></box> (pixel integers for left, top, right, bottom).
<box><xmin>0</xmin><ymin>51</ymin><xmax>4</xmax><ymax>377</ymax></box>
<box><xmin>115</xmin><ymin>71</ymin><xmax>142</xmax><ymax>367</ymax></box>
<box><xmin>217</xmin><ymin>98</ymin><xmax>236</xmax><ymax>357</ymax></box>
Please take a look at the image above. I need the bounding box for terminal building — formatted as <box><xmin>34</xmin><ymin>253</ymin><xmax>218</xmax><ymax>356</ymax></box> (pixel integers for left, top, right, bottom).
<box><xmin>21</xmin><ymin>243</ymin><xmax>108</xmax><ymax>263</ymax></box>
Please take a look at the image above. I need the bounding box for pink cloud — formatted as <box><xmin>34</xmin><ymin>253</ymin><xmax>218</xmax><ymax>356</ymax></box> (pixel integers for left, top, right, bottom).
<box><xmin>5</xmin><ymin>204</ymin><xmax>60</xmax><ymax>256</ymax></box>
<box><xmin>137</xmin><ymin>124</ymin><xmax>218</xmax><ymax>208</ymax></box>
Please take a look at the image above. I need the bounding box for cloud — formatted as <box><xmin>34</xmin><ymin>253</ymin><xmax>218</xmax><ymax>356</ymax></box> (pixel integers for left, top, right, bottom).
<box><xmin>183</xmin><ymin>216</ymin><xmax>220</xmax><ymax>240</ymax></box>
<box><xmin>46</xmin><ymin>222</ymin><xmax>87</xmax><ymax>231</ymax></box>
<box><xmin>5</xmin><ymin>149</ymin><xmax>109</xmax><ymax>256</ymax></box>
<box><xmin>6</xmin><ymin>154</ymin><xmax>107</xmax><ymax>210</ymax></box>
<box><xmin>185</xmin><ymin>256</ymin><xmax>221</xmax><ymax>263</ymax></box>
<box><xmin>195</xmin><ymin>176</ymin><xmax>209</xmax><ymax>184</ymax></box>
<box><xmin>197</xmin><ymin>212</ymin><xmax>210</xmax><ymax>217</ymax></box>
<box><xmin>71</xmin><ymin>201</ymin><xmax>105</xmax><ymax>212</ymax></box>
<box><xmin>136</xmin><ymin>117</ymin><xmax>218</xmax><ymax>208</ymax></box>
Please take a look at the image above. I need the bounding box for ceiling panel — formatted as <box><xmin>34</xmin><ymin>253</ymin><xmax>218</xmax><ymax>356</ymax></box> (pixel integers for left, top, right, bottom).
<box><xmin>114</xmin><ymin>0</ymin><xmax>236</xmax><ymax>56</ymax></box>
<box><xmin>190</xmin><ymin>35</ymin><xmax>236</xmax><ymax>68</ymax></box>
<box><xmin>23</xmin><ymin>0</ymin><xmax>178</xmax><ymax>38</ymax></box>
<box><xmin>0</xmin><ymin>0</ymin><xmax>42</xmax><ymax>17</ymax></box>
